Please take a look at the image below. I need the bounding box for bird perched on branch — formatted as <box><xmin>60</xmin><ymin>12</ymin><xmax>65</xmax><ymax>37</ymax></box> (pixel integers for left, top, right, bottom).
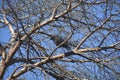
<box><xmin>50</xmin><ymin>35</ymin><xmax>71</xmax><ymax>50</ymax></box>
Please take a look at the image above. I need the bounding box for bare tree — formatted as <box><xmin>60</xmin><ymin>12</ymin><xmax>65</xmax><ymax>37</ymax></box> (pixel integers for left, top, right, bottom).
<box><xmin>0</xmin><ymin>0</ymin><xmax>120</xmax><ymax>80</ymax></box>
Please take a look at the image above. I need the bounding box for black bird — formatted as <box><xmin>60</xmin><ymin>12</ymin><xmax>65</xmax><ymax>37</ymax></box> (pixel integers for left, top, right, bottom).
<box><xmin>50</xmin><ymin>35</ymin><xmax>70</xmax><ymax>49</ymax></box>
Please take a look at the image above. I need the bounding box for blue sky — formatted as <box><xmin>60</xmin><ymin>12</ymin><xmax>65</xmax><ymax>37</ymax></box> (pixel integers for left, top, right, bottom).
<box><xmin>0</xmin><ymin>28</ymin><xmax>10</xmax><ymax>43</ymax></box>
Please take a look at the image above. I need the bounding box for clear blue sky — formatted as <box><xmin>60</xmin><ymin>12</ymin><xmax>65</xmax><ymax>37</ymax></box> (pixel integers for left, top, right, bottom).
<box><xmin>0</xmin><ymin>28</ymin><xmax>10</xmax><ymax>43</ymax></box>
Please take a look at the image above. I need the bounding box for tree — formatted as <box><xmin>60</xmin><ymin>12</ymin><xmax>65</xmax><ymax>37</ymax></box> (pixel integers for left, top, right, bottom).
<box><xmin>0</xmin><ymin>0</ymin><xmax>120</xmax><ymax>80</ymax></box>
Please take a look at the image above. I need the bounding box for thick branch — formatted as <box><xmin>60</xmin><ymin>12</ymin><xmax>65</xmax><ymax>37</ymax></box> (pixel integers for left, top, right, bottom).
<box><xmin>3</xmin><ymin>14</ymin><xmax>16</xmax><ymax>41</ymax></box>
<box><xmin>10</xmin><ymin>44</ymin><xmax>119</xmax><ymax>79</ymax></box>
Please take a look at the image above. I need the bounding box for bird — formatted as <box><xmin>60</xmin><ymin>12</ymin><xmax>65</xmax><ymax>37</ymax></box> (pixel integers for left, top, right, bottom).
<box><xmin>50</xmin><ymin>35</ymin><xmax>71</xmax><ymax>50</ymax></box>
